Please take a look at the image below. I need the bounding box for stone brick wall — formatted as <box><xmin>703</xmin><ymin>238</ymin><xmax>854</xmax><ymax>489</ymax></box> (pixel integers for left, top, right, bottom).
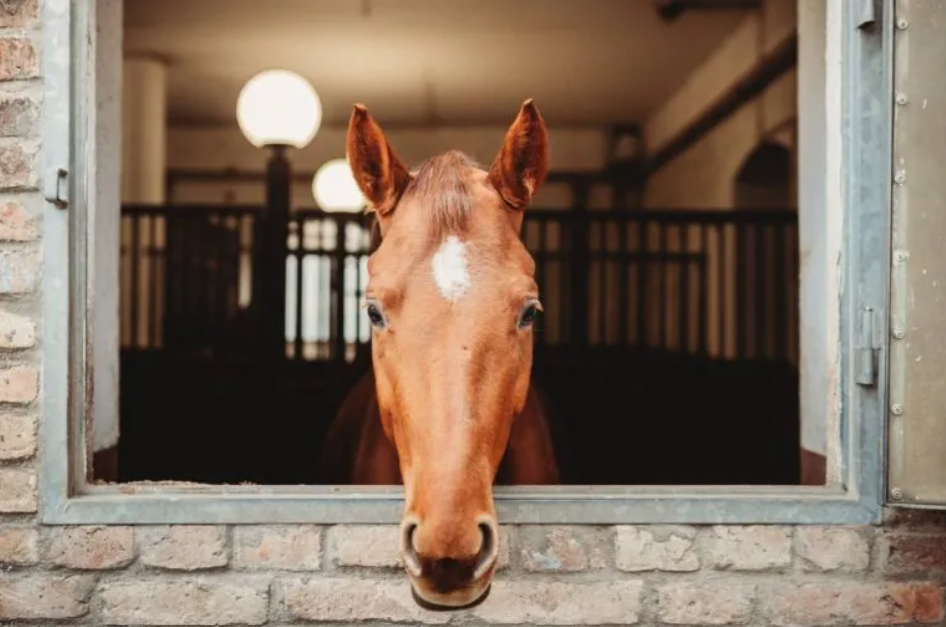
<box><xmin>2</xmin><ymin>2</ymin><xmax>946</xmax><ymax>626</ymax></box>
<box><xmin>0</xmin><ymin>0</ymin><xmax>42</xmax><ymax>530</ymax></box>
<box><xmin>1</xmin><ymin>519</ymin><xmax>946</xmax><ymax>624</ymax></box>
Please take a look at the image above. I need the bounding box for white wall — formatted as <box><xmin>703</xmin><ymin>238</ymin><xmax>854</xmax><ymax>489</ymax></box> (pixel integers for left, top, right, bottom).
<box><xmin>166</xmin><ymin>125</ymin><xmax>610</xmax><ymax>211</ymax></box>
<box><xmin>637</xmin><ymin>0</ymin><xmax>841</xmax><ymax>479</ymax></box>
<box><xmin>643</xmin><ymin>0</ymin><xmax>798</xmax><ymax>209</ymax></box>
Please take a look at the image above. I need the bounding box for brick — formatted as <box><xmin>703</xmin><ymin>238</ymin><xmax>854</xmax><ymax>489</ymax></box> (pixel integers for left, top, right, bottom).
<box><xmin>0</xmin><ymin>0</ymin><xmax>38</xmax><ymax>28</ymax></box>
<box><xmin>472</xmin><ymin>580</ymin><xmax>644</xmax><ymax>625</ymax></box>
<box><xmin>880</xmin><ymin>533</ymin><xmax>946</xmax><ymax>575</ymax></box>
<box><xmin>139</xmin><ymin>525</ymin><xmax>229</xmax><ymax>570</ymax></box>
<box><xmin>0</xmin><ymin>201</ymin><xmax>37</xmax><ymax>241</ymax></box>
<box><xmin>98</xmin><ymin>577</ymin><xmax>270</xmax><ymax>625</ymax></box>
<box><xmin>47</xmin><ymin>526</ymin><xmax>135</xmax><ymax>570</ymax></box>
<box><xmin>0</xmin><ymin>38</ymin><xmax>38</xmax><ymax>81</ymax></box>
<box><xmin>705</xmin><ymin>525</ymin><xmax>792</xmax><ymax>571</ymax></box>
<box><xmin>0</xmin><ymin>248</ymin><xmax>39</xmax><ymax>292</ymax></box>
<box><xmin>281</xmin><ymin>577</ymin><xmax>450</xmax><ymax>624</ymax></box>
<box><xmin>795</xmin><ymin>527</ymin><xmax>870</xmax><ymax>571</ymax></box>
<box><xmin>764</xmin><ymin>582</ymin><xmax>944</xmax><ymax>625</ymax></box>
<box><xmin>519</xmin><ymin>525</ymin><xmax>609</xmax><ymax>572</ymax></box>
<box><xmin>0</xmin><ymin>574</ymin><xmax>93</xmax><ymax>619</ymax></box>
<box><xmin>884</xmin><ymin>508</ymin><xmax>946</xmax><ymax>530</ymax></box>
<box><xmin>0</xmin><ymin>94</ymin><xmax>39</xmax><ymax>137</ymax></box>
<box><xmin>656</xmin><ymin>581</ymin><xmax>755</xmax><ymax>625</ymax></box>
<box><xmin>615</xmin><ymin>525</ymin><xmax>699</xmax><ymax>572</ymax></box>
<box><xmin>233</xmin><ymin>525</ymin><xmax>321</xmax><ymax>570</ymax></box>
<box><xmin>331</xmin><ymin>524</ymin><xmax>401</xmax><ymax>568</ymax></box>
<box><xmin>0</xmin><ymin>412</ymin><xmax>36</xmax><ymax>459</ymax></box>
<box><xmin>0</xmin><ymin>143</ymin><xmax>38</xmax><ymax>189</ymax></box>
<box><xmin>0</xmin><ymin>526</ymin><xmax>38</xmax><ymax>565</ymax></box>
<box><xmin>0</xmin><ymin>467</ymin><xmax>35</xmax><ymax>512</ymax></box>
<box><xmin>0</xmin><ymin>365</ymin><xmax>37</xmax><ymax>402</ymax></box>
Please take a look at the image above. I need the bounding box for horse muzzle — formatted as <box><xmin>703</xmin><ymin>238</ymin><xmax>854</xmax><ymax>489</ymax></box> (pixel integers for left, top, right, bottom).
<box><xmin>409</xmin><ymin>576</ymin><xmax>493</xmax><ymax>611</ymax></box>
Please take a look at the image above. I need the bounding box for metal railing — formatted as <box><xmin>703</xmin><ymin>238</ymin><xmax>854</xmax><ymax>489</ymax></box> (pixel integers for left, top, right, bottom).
<box><xmin>120</xmin><ymin>205</ymin><xmax>798</xmax><ymax>365</ymax></box>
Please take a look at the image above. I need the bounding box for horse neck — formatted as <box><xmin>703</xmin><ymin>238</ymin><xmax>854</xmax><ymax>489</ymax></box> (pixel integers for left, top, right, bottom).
<box><xmin>495</xmin><ymin>383</ymin><xmax>559</xmax><ymax>485</ymax></box>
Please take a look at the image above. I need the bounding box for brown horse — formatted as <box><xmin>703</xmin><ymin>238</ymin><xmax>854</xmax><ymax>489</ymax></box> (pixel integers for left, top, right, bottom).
<box><xmin>319</xmin><ymin>100</ymin><xmax>560</xmax><ymax>609</ymax></box>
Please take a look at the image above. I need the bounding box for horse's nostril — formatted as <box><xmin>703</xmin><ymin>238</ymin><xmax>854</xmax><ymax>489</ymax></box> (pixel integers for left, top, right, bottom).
<box><xmin>400</xmin><ymin>521</ymin><xmax>422</xmax><ymax>577</ymax></box>
<box><xmin>473</xmin><ymin>519</ymin><xmax>499</xmax><ymax>580</ymax></box>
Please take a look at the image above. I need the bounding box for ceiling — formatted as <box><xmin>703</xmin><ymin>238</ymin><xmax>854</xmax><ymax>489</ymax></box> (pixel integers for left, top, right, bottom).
<box><xmin>123</xmin><ymin>0</ymin><xmax>750</xmax><ymax>128</ymax></box>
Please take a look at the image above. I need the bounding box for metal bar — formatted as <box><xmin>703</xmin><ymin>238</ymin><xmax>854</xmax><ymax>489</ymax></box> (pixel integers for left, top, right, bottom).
<box><xmin>698</xmin><ymin>224</ymin><xmax>709</xmax><ymax>353</ymax></box>
<box><xmin>293</xmin><ymin>220</ymin><xmax>304</xmax><ymax>360</ymax></box>
<box><xmin>617</xmin><ymin>219</ymin><xmax>628</xmax><ymax>345</ymax></box>
<box><xmin>637</xmin><ymin>219</ymin><xmax>648</xmax><ymax>345</ymax></box>
<box><xmin>148</xmin><ymin>215</ymin><xmax>158</xmax><ymax>348</ymax></box>
<box><xmin>597</xmin><ymin>221</ymin><xmax>607</xmax><ymax>345</ymax></box>
<box><xmin>736</xmin><ymin>222</ymin><xmax>746</xmax><ymax>359</ymax></box>
<box><xmin>754</xmin><ymin>223</ymin><xmax>765</xmax><ymax>359</ymax></box>
<box><xmin>207</xmin><ymin>215</ymin><xmax>219</xmax><ymax>353</ymax></box>
<box><xmin>129</xmin><ymin>214</ymin><xmax>140</xmax><ymax>350</ymax></box>
<box><xmin>717</xmin><ymin>225</ymin><xmax>726</xmax><ymax>358</ymax></box>
<box><xmin>332</xmin><ymin>221</ymin><xmax>346</xmax><ymax>362</ymax></box>
<box><xmin>199</xmin><ymin>218</ymin><xmax>212</xmax><ymax>350</ymax></box>
<box><xmin>121</xmin><ymin>204</ymin><xmax>799</xmax><ymax>226</ymax></box>
<box><xmin>162</xmin><ymin>216</ymin><xmax>177</xmax><ymax>347</ymax></box>
<box><xmin>215</xmin><ymin>217</ymin><xmax>231</xmax><ymax>356</ymax></box>
<box><xmin>658</xmin><ymin>222</ymin><xmax>667</xmax><ymax>348</ymax></box>
<box><xmin>678</xmin><ymin>225</ymin><xmax>689</xmax><ymax>352</ymax></box>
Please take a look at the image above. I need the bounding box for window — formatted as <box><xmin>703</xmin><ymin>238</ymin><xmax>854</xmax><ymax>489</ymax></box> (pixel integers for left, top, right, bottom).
<box><xmin>42</xmin><ymin>0</ymin><xmax>892</xmax><ymax>524</ymax></box>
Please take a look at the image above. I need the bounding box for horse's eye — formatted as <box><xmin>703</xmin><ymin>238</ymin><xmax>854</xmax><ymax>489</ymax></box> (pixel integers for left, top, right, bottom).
<box><xmin>366</xmin><ymin>302</ymin><xmax>385</xmax><ymax>328</ymax></box>
<box><xmin>518</xmin><ymin>302</ymin><xmax>541</xmax><ymax>329</ymax></box>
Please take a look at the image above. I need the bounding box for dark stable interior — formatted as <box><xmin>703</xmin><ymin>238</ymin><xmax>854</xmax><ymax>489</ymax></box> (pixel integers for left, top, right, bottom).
<box><xmin>107</xmin><ymin>1</ymin><xmax>801</xmax><ymax>487</ymax></box>
<box><xmin>116</xmin><ymin>284</ymin><xmax>799</xmax><ymax>487</ymax></box>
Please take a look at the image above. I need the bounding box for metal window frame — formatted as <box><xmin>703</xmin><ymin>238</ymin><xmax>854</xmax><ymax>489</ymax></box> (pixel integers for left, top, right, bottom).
<box><xmin>40</xmin><ymin>0</ymin><xmax>891</xmax><ymax>526</ymax></box>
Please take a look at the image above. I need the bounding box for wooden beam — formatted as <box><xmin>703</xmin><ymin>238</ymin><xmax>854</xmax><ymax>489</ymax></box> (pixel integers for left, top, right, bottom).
<box><xmin>637</xmin><ymin>33</ymin><xmax>798</xmax><ymax>179</ymax></box>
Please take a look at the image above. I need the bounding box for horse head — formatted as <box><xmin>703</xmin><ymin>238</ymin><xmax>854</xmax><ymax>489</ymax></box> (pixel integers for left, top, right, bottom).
<box><xmin>347</xmin><ymin>99</ymin><xmax>549</xmax><ymax>609</ymax></box>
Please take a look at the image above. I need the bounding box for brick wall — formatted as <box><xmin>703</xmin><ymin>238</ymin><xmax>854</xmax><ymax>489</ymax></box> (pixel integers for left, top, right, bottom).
<box><xmin>1</xmin><ymin>519</ymin><xmax>946</xmax><ymax>624</ymax></box>
<box><xmin>2</xmin><ymin>3</ymin><xmax>946</xmax><ymax>626</ymax></box>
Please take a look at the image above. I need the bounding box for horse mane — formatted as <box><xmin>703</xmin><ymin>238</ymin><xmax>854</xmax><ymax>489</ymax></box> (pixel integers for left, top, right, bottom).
<box><xmin>403</xmin><ymin>149</ymin><xmax>484</xmax><ymax>239</ymax></box>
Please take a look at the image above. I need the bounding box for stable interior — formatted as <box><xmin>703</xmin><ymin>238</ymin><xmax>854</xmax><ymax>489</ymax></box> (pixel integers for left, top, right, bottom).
<box><xmin>103</xmin><ymin>0</ymin><xmax>806</xmax><ymax>487</ymax></box>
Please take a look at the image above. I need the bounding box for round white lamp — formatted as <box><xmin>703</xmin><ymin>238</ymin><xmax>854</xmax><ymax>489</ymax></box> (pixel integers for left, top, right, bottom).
<box><xmin>237</xmin><ymin>69</ymin><xmax>322</xmax><ymax>149</ymax></box>
<box><xmin>312</xmin><ymin>158</ymin><xmax>365</xmax><ymax>213</ymax></box>
<box><xmin>236</xmin><ymin>69</ymin><xmax>321</xmax><ymax>362</ymax></box>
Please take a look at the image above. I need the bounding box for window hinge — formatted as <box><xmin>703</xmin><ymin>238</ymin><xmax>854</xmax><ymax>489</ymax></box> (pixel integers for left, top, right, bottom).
<box><xmin>44</xmin><ymin>167</ymin><xmax>69</xmax><ymax>209</ymax></box>
<box><xmin>855</xmin><ymin>306</ymin><xmax>882</xmax><ymax>387</ymax></box>
<box><xmin>856</xmin><ymin>0</ymin><xmax>877</xmax><ymax>29</ymax></box>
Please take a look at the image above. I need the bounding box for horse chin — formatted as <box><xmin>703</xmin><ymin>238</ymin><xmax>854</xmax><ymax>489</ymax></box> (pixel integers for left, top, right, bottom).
<box><xmin>408</xmin><ymin>576</ymin><xmax>493</xmax><ymax>611</ymax></box>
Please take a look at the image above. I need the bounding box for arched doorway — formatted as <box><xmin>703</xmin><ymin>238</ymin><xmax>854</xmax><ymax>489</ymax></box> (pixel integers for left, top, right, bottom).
<box><xmin>735</xmin><ymin>141</ymin><xmax>793</xmax><ymax>209</ymax></box>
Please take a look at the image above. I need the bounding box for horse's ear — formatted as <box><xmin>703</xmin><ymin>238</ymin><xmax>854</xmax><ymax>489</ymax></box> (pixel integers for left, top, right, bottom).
<box><xmin>346</xmin><ymin>104</ymin><xmax>411</xmax><ymax>217</ymax></box>
<box><xmin>488</xmin><ymin>99</ymin><xmax>549</xmax><ymax>210</ymax></box>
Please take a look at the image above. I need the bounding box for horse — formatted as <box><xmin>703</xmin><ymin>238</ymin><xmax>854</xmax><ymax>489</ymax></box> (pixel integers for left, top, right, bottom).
<box><xmin>318</xmin><ymin>99</ymin><xmax>560</xmax><ymax>610</ymax></box>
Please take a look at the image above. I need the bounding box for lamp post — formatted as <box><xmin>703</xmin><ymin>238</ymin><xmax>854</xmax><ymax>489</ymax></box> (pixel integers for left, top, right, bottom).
<box><xmin>237</xmin><ymin>70</ymin><xmax>321</xmax><ymax>361</ymax></box>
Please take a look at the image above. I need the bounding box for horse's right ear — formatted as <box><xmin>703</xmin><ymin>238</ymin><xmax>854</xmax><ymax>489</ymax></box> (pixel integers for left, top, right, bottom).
<box><xmin>346</xmin><ymin>104</ymin><xmax>411</xmax><ymax>217</ymax></box>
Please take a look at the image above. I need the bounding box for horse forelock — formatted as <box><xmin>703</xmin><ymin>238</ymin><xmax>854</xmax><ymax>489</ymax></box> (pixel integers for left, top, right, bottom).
<box><xmin>404</xmin><ymin>150</ymin><xmax>484</xmax><ymax>239</ymax></box>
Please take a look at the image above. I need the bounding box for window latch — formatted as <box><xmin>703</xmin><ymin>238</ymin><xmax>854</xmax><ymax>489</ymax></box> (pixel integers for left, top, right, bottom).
<box><xmin>44</xmin><ymin>167</ymin><xmax>69</xmax><ymax>209</ymax></box>
<box><xmin>855</xmin><ymin>306</ymin><xmax>881</xmax><ymax>387</ymax></box>
<box><xmin>856</xmin><ymin>0</ymin><xmax>877</xmax><ymax>29</ymax></box>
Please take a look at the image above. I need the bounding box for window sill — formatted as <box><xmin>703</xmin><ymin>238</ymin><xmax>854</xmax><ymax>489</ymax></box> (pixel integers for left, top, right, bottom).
<box><xmin>41</xmin><ymin>483</ymin><xmax>881</xmax><ymax>525</ymax></box>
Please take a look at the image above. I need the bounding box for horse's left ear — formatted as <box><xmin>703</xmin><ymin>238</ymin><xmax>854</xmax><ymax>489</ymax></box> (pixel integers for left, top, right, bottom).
<box><xmin>488</xmin><ymin>99</ymin><xmax>550</xmax><ymax>210</ymax></box>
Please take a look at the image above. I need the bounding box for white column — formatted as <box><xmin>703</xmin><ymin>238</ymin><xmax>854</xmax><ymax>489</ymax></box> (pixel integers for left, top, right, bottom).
<box><xmin>122</xmin><ymin>54</ymin><xmax>168</xmax><ymax>203</ymax></box>
<box><xmin>119</xmin><ymin>54</ymin><xmax>169</xmax><ymax>378</ymax></box>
